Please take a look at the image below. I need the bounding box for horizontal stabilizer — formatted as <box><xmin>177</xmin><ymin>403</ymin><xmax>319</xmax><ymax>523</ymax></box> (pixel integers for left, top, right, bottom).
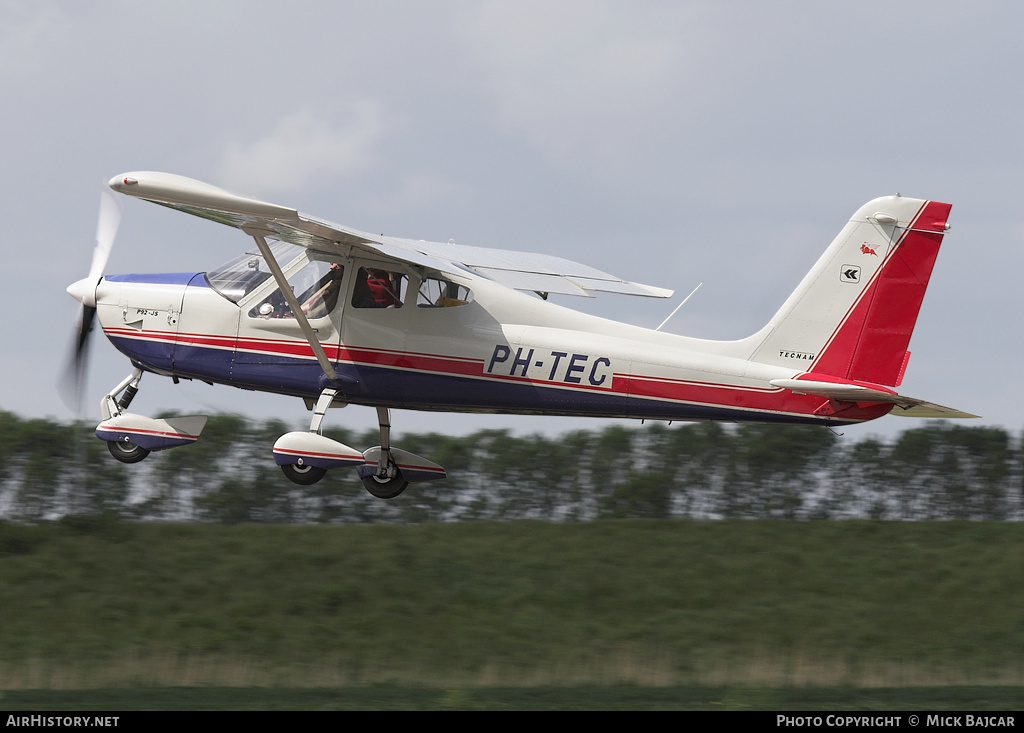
<box><xmin>887</xmin><ymin>402</ymin><xmax>980</xmax><ymax>419</ymax></box>
<box><xmin>769</xmin><ymin>379</ymin><xmax>978</xmax><ymax>419</ymax></box>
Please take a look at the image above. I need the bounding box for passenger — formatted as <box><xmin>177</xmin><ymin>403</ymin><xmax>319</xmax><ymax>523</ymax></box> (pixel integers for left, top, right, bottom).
<box><xmin>366</xmin><ymin>269</ymin><xmax>401</xmax><ymax>308</ymax></box>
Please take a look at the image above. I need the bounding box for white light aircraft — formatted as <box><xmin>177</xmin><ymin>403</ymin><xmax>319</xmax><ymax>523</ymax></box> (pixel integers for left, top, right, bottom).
<box><xmin>63</xmin><ymin>172</ymin><xmax>975</xmax><ymax>498</ymax></box>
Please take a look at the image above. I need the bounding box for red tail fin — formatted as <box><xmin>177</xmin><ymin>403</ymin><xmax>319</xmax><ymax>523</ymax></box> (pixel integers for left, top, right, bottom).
<box><xmin>810</xmin><ymin>200</ymin><xmax>951</xmax><ymax>386</ymax></box>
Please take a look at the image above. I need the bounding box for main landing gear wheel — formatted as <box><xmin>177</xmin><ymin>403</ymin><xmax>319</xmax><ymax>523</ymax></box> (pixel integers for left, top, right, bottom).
<box><xmin>281</xmin><ymin>463</ymin><xmax>327</xmax><ymax>486</ymax></box>
<box><xmin>361</xmin><ymin>469</ymin><xmax>409</xmax><ymax>499</ymax></box>
<box><xmin>360</xmin><ymin>407</ymin><xmax>408</xmax><ymax>499</ymax></box>
<box><xmin>107</xmin><ymin>439</ymin><xmax>150</xmax><ymax>464</ymax></box>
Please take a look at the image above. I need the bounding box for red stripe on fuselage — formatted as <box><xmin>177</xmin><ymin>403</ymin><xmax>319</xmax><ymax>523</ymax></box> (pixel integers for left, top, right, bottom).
<box><xmin>103</xmin><ymin>327</ymin><xmax>889</xmax><ymax>421</ymax></box>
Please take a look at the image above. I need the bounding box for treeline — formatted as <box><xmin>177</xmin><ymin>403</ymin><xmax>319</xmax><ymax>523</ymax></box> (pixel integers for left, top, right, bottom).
<box><xmin>0</xmin><ymin>411</ymin><xmax>1021</xmax><ymax>523</ymax></box>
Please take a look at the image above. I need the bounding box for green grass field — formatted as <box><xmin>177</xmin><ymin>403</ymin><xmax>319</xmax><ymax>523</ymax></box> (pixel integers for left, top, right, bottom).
<box><xmin>2</xmin><ymin>517</ymin><xmax>1023</xmax><ymax>709</ymax></box>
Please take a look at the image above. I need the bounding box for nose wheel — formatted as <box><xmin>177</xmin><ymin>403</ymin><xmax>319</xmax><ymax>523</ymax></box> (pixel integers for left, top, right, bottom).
<box><xmin>96</xmin><ymin>369</ymin><xmax>208</xmax><ymax>463</ymax></box>
<box><xmin>107</xmin><ymin>438</ymin><xmax>150</xmax><ymax>464</ymax></box>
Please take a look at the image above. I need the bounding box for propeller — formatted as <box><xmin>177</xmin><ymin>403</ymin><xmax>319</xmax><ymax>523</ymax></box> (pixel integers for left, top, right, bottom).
<box><xmin>61</xmin><ymin>186</ymin><xmax>123</xmax><ymax>411</ymax></box>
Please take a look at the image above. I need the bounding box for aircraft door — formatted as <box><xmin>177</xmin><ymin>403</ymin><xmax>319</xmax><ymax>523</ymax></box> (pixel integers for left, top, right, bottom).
<box><xmin>341</xmin><ymin>263</ymin><xmax>412</xmax><ymax>403</ymax></box>
<box><xmin>233</xmin><ymin>256</ymin><xmax>346</xmax><ymax>394</ymax></box>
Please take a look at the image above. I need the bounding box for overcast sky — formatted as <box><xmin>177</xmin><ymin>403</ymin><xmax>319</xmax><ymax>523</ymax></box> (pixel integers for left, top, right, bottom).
<box><xmin>3</xmin><ymin>1</ymin><xmax>1021</xmax><ymax>442</ymax></box>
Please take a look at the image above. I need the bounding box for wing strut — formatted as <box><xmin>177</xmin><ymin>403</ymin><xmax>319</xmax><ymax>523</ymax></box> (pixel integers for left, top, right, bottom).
<box><xmin>242</xmin><ymin>225</ymin><xmax>339</xmax><ymax>382</ymax></box>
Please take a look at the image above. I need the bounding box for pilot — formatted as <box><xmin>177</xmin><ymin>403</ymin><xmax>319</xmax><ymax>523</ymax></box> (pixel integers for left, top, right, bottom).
<box><xmin>301</xmin><ymin>262</ymin><xmax>344</xmax><ymax>318</ymax></box>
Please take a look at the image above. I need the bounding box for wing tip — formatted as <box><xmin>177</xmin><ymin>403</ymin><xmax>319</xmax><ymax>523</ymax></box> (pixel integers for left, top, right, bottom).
<box><xmin>109</xmin><ymin>171</ymin><xmax>298</xmax><ymax>221</ymax></box>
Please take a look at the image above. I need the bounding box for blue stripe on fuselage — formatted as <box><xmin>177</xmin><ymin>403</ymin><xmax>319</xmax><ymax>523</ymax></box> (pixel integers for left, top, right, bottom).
<box><xmin>105</xmin><ymin>272</ymin><xmax>207</xmax><ymax>285</ymax></box>
<box><xmin>106</xmin><ymin>334</ymin><xmax>847</xmax><ymax>427</ymax></box>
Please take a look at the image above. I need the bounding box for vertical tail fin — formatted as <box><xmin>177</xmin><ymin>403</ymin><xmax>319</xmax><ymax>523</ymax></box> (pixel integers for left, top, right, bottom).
<box><xmin>747</xmin><ymin>195</ymin><xmax>951</xmax><ymax>387</ymax></box>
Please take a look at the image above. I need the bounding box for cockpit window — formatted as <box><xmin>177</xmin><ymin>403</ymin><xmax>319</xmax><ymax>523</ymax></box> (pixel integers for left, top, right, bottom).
<box><xmin>249</xmin><ymin>260</ymin><xmax>344</xmax><ymax>320</ymax></box>
<box><xmin>351</xmin><ymin>267</ymin><xmax>406</xmax><ymax>308</ymax></box>
<box><xmin>417</xmin><ymin>277</ymin><xmax>473</xmax><ymax>308</ymax></box>
<box><xmin>206</xmin><ymin>241</ymin><xmax>304</xmax><ymax>303</ymax></box>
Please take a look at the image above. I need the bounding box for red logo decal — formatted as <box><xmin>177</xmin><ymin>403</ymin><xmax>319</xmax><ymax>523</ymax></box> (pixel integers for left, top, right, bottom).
<box><xmin>860</xmin><ymin>244</ymin><xmax>878</xmax><ymax>256</ymax></box>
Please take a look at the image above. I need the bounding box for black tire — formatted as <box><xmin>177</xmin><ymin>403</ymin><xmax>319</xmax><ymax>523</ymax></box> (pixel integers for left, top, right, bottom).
<box><xmin>361</xmin><ymin>473</ymin><xmax>409</xmax><ymax>499</ymax></box>
<box><xmin>281</xmin><ymin>463</ymin><xmax>327</xmax><ymax>486</ymax></box>
<box><xmin>107</xmin><ymin>439</ymin><xmax>150</xmax><ymax>464</ymax></box>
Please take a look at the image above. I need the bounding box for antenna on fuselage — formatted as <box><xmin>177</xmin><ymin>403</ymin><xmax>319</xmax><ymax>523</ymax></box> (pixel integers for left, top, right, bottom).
<box><xmin>656</xmin><ymin>282</ymin><xmax>702</xmax><ymax>332</ymax></box>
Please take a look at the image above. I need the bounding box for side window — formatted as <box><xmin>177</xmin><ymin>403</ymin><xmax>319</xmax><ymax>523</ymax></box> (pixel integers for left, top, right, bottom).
<box><xmin>352</xmin><ymin>267</ymin><xmax>406</xmax><ymax>309</ymax></box>
<box><xmin>417</xmin><ymin>277</ymin><xmax>473</xmax><ymax>308</ymax></box>
<box><xmin>249</xmin><ymin>261</ymin><xmax>344</xmax><ymax>320</ymax></box>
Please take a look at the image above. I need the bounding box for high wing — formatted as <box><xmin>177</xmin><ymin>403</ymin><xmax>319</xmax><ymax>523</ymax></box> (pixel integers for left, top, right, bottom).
<box><xmin>769</xmin><ymin>379</ymin><xmax>979</xmax><ymax>419</ymax></box>
<box><xmin>108</xmin><ymin>171</ymin><xmax>673</xmax><ymax>299</ymax></box>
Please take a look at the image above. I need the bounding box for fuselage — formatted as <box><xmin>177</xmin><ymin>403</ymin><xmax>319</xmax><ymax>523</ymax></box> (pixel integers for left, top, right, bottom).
<box><xmin>91</xmin><ymin>245</ymin><xmax>890</xmax><ymax>427</ymax></box>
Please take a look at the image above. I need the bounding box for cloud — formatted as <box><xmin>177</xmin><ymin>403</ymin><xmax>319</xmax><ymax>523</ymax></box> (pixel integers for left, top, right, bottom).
<box><xmin>218</xmin><ymin>102</ymin><xmax>387</xmax><ymax>197</ymax></box>
<box><xmin>0</xmin><ymin>4</ymin><xmax>70</xmax><ymax>80</ymax></box>
<box><xmin>454</xmin><ymin>1</ymin><xmax>697</xmax><ymax>175</ymax></box>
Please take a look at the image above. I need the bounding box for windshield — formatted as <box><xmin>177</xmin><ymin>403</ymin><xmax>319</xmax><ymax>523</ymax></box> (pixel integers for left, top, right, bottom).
<box><xmin>205</xmin><ymin>241</ymin><xmax>304</xmax><ymax>303</ymax></box>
